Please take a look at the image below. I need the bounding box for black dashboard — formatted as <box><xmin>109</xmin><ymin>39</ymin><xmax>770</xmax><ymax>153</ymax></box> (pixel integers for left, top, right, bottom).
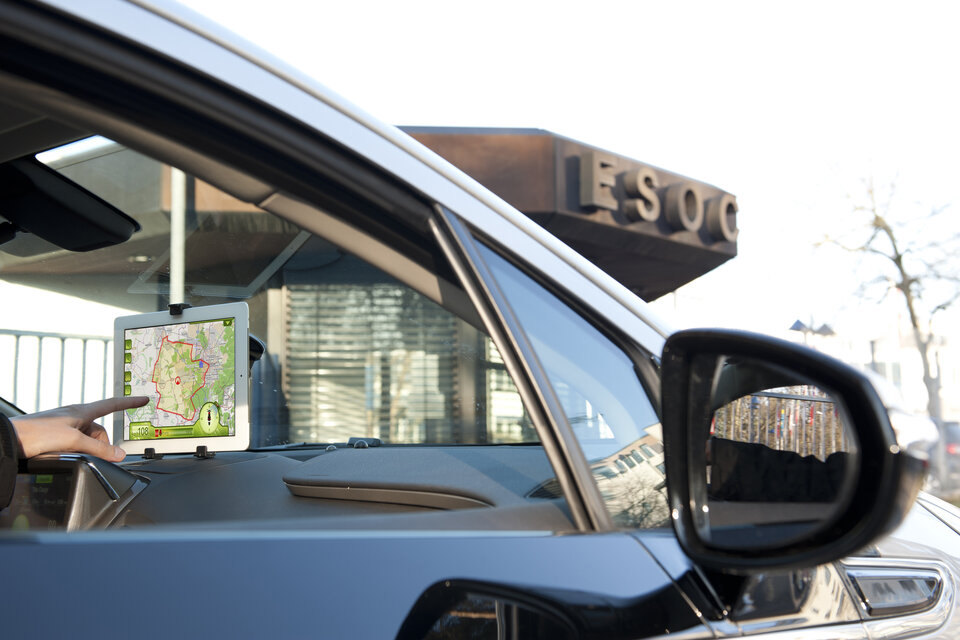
<box><xmin>0</xmin><ymin>445</ymin><xmax>574</xmax><ymax>533</ymax></box>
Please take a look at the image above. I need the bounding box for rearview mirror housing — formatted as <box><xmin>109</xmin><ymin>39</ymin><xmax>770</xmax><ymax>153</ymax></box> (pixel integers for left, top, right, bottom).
<box><xmin>661</xmin><ymin>329</ymin><xmax>925</xmax><ymax>572</ymax></box>
<box><xmin>0</xmin><ymin>156</ymin><xmax>140</xmax><ymax>252</ymax></box>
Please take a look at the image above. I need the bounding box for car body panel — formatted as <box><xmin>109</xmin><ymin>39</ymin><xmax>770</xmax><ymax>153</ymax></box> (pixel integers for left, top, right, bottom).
<box><xmin>0</xmin><ymin>530</ymin><xmax>709</xmax><ymax>639</ymax></box>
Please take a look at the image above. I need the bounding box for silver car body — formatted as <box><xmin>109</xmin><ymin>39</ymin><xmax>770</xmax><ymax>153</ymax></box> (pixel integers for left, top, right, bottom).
<box><xmin>0</xmin><ymin>1</ymin><xmax>958</xmax><ymax>638</ymax></box>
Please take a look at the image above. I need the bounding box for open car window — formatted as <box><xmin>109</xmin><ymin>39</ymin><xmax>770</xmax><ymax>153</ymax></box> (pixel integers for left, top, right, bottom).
<box><xmin>1</xmin><ymin>137</ymin><xmax>535</xmax><ymax>448</ymax></box>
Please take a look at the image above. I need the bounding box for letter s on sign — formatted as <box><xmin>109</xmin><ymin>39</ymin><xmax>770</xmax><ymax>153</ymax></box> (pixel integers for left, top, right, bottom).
<box><xmin>623</xmin><ymin>167</ymin><xmax>660</xmax><ymax>222</ymax></box>
<box><xmin>706</xmin><ymin>194</ymin><xmax>739</xmax><ymax>242</ymax></box>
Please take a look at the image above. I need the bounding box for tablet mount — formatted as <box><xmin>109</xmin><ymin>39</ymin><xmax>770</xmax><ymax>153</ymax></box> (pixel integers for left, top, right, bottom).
<box><xmin>142</xmin><ymin>445</ymin><xmax>215</xmax><ymax>460</ymax></box>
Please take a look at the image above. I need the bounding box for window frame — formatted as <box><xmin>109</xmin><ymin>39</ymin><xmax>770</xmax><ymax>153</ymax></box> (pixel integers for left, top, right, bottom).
<box><xmin>430</xmin><ymin>206</ymin><xmax>669</xmax><ymax>533</ymax></box>
<box><xmin>1</xmin><ymin>4</ymin><xmax>660</xmax><ymax>532</ymax></box>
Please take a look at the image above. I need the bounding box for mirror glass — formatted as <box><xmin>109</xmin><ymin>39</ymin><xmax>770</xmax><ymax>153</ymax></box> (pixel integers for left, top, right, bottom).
<box><xmin>695</xmin><ymin>357</ymin><xmax>859</xmax><ymax>549</ymax></box>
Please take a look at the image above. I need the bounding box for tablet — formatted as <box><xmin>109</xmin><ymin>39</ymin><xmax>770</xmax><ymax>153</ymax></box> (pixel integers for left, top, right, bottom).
<box><xmin>114</xmin><ymin>302</ymin><xmax>249</xmax><ymax>455</ymax></box>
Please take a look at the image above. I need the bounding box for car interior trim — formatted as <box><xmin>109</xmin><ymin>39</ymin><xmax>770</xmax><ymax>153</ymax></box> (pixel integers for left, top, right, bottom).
<box><xmin>0</xmin><ymin>73</ymin><xmax>276</xmax><ymax>205</ymax></box>
<box><xmin>262</xmin><ymin>193</ymin><xmax>482</xmax><ymax>328</ymax></box>
<box><xmin>284</xmin><ymin>486</ymin><xmax>492</xmax><ymax>511</ymax></box>
<box><xmin>14</xmin><ymin>453</ymin><xmax>150</xmax><ymax>531</ymax></box>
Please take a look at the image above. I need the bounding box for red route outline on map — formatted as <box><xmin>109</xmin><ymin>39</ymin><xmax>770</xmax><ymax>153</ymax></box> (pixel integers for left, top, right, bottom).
<box><xmin>151</xmin><ymin>335</ymin><xmax>210</xmax><ymax>421</ymax></box>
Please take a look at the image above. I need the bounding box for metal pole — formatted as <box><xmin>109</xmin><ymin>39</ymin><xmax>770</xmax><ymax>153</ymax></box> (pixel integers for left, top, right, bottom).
<box><xmin>170</xmin><ymin>167</ymin><xmax>187</xmax><ymax>304</ymax></box>
<box><xmin>34</xmin><ymin>338</ymin><xmax>43</xmax><ymax>412</ymax></box>
<box><xmin>57</xmin><ymin>338</ymin><xmax>66</xmax><ymax>407</ymax></box>
<box><xmin>102</xmin><ymin>339</ymin><xmax>109</xmax><ymax>400</ymax></box>
<box><xmin>80</xmin><ymin>339</ymin><xmax>88</xmax><ymax>403</ymax></box>
<box><xmin>12</xmin><ymin>336</ymin><xmax>19</xmax><ymax>406</ymax></box>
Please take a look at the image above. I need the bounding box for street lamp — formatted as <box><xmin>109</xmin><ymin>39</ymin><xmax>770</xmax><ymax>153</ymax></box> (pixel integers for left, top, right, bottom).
<box><xmin>790</xmin><ymin>319</ymin><xmax>835</xmax><ymax>346</ymax></box>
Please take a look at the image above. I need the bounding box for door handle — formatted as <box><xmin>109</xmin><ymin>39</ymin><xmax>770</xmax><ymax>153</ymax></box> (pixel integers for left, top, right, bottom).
<box><xmin>845</xmin><ymin>567</ymin><xmax>941</xmax><ymax>617</ymax></box>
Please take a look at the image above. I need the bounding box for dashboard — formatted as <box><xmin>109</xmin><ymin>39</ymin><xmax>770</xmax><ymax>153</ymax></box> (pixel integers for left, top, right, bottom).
<box><xmin>0</xmin><ymin>453</ymin><xmax>147</xmax><ymax>530</ymax></box>
<box><xmin>0</xmin><ymin>446</ymin><xmax>574</xmax><ymax>533</ymax></box>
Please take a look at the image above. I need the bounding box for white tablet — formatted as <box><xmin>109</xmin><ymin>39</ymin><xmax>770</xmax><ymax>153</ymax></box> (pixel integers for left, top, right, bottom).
<box><xmin>114</xmin><ymin>302</ymin><xmax>249</xmax><ymax>455</ymax></box>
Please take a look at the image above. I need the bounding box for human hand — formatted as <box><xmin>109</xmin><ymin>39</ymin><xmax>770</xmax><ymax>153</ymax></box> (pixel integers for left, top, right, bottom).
<box><xmin>10</xmin><ymin>396</ymin><xmax>149</xmax><ymax>462</ymax></box>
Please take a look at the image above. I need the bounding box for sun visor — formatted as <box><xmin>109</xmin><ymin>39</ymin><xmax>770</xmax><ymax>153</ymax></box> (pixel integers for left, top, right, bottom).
<box><xmin>0</xmin><ymin>156</ymin><xmax>140</xmax><ymax>252</ymax></box>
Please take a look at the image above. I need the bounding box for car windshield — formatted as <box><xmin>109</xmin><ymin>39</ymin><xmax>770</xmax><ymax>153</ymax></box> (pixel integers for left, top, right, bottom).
<box><xmin>0</xmin><ymin>137</ymin><xmax>535</xmax><ymax>448</ymax></box>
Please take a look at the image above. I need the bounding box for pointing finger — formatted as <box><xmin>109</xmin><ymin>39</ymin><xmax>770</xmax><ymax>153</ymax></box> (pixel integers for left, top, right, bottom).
<box><xmin>76</xmin><ymin>396</ymin><xmax>149</xmax><ymax>422</ymax></box>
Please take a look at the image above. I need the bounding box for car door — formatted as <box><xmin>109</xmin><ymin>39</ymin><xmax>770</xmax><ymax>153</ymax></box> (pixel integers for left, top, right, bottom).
<box><xmin>433</xmin><ymin>198</ymin><xmax>956</xmax><ymax>639</ymax></box>
<box><xmin>0</xmin><ymin>2</ymin><xmax>716</xmax><ymax>638</ymax></box>
<box><xmin>427</xmin><ymin>207</ymin><xmax>885</xmax><ymax>639</ymax></box>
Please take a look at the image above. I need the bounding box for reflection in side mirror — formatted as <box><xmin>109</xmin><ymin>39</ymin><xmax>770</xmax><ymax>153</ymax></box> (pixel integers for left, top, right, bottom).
<box><xmin>703</xmin><ymin>379</ymin><xmax>858</xmax><ymax>550</ymax></box>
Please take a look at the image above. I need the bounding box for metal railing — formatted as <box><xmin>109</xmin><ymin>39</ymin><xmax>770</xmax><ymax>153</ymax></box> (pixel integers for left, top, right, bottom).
<box><xmin>0</xmin><ymin>329</ymin><xmax>112</xmax><ymax>413</ymax></box>
<box><xmin>713</xmin><ymin>387</ymin><xmax>849</xmax><ymax>460</ymax></box>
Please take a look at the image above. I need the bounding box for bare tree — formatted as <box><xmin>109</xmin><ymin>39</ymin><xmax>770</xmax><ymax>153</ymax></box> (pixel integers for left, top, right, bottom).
<box><xmin>822</xmin><ymin>179</ymin><xmax>960</xmax><ymax>421</ymax></box>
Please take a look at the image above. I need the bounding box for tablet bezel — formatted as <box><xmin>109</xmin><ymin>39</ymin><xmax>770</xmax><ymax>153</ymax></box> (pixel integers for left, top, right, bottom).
<box><xmin>113</xmin><ymin>302</ymin><xmax>250</xmax><ymax>455</ymax></box>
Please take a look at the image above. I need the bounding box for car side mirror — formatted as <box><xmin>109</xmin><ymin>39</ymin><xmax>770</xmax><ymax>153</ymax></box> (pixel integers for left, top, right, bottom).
<box><xmin>661</xmin><ymin>329</ymin><xmax>925</xmax><ymax>572</ymax></box>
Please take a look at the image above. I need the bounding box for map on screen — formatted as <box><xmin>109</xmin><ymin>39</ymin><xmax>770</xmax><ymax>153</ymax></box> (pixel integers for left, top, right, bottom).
<box><xmin>123</xmin><ymin>318</ymin><xmax>236</xmax><ymax>441</ymax></box>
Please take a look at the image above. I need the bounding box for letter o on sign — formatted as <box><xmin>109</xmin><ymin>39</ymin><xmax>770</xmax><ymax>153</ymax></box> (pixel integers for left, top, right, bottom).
<box><xmin>663</xmin><ymin>183</ymin><xmax>703</xmax><ymax>232</ymax></box>
<box><xmin>706</xmin><ymin>194</ymin><xmax>739</xmax><ymax>242</ymax></box>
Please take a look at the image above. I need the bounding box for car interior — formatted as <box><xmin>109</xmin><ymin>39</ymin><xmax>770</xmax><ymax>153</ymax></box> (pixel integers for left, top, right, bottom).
<box><xmin>0</xmin><ymin>68</ymin><xmax>676</xmax><ymax>535</ymax></box>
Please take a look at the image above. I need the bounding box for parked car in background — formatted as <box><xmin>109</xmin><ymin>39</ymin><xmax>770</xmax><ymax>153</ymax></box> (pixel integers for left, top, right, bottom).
<box><xmin>0</xmin><ymin>1</ymin><xmax>957</xmax><ymax>638</ymax></box>
<box><xmin>942</xmin><ymin>422</ymin><xmax>960</xmax><ymax>488</ymax></box>
<box><xmin>926</xmin><ymin>421</ymin><xmax>960</xmax><ymax>497</ymax></box>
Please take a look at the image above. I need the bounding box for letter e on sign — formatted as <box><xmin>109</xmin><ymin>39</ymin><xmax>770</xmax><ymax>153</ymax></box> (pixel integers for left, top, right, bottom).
<box><xmin>579</xmin><ymin>150</ymin><xmax>618</xmax><ymax>211</ymax></box>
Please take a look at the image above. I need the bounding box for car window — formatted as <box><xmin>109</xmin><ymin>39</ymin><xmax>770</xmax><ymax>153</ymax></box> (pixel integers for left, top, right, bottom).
<box><xmin>475</xmin><ymin>243</ymin><xmax>669</xmax><ymax>528</ymax></box>
<box><xmin>1</xmin><ymin>138</ymin><xmax>534</xmax><ymax>447</ymax></box>
<box><xmin>416</xmin><ymin>592</ymin><xmax>574</xmax><ymax>639</ymax></box>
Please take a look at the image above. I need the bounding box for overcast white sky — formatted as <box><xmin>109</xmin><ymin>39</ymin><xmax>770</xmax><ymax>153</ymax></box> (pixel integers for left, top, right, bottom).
<box><xmin>178</xmin><ymin>0</ymin><xmax>960</xmax><ymax>340</ymax></box>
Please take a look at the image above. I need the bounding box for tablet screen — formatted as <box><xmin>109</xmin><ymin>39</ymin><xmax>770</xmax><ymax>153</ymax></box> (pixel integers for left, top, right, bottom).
<box><xmin>122</xmin><ymin>316</ymin><xmax>237</xmax><ymax>442</ymax></box>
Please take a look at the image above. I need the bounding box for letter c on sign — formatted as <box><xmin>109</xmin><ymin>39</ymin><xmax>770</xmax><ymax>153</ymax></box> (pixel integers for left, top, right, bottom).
<box><xmin>663</xmin><ymin>183</ymin><xmax>703</xmax><ymax>232</ymax></box>
<box><xmin>706</xmin><ymin>194</ymin><xmax>739</xmax><ymax>242</ymax></box>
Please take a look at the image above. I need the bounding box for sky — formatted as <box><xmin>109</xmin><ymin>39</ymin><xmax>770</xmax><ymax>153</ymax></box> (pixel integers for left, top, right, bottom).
<box><xmin>5</xmin><ymin>1</ymin><xmax>959</xmax><ymax>413</ymax></box>
<box><xmin>175</xmin><ymin>0</ymin><xmax>960</xmax><ymax>342</ymax></box>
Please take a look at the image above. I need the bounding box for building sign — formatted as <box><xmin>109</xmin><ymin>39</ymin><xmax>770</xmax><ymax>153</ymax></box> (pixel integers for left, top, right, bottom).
<box><xmin>405</xmin><ymin>127</ymin><xmax>739</xmax><ymax>300</ymax></box>
<box><xmin>580</xmin><ymin>150</ymin><xmax>738</xmax><ymax>243</ymax></box>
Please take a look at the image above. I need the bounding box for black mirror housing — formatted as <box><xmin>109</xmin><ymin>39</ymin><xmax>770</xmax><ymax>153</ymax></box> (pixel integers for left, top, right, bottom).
<box><xmin>661</xmin><ymin>329</ymin><xmax>925</xmax><ymax>572</ymax></box>
<box><xmin>0</xmin><ymin>157</ymin><xmax>140</xmax><ymax>252</ymax></box>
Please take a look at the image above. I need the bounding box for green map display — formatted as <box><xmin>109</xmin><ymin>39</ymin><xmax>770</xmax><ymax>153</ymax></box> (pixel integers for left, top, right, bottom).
<box><xmin>123</xmin><ymin>318</ymin><xmax>235</xmax><ymax>440</ymax></box>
